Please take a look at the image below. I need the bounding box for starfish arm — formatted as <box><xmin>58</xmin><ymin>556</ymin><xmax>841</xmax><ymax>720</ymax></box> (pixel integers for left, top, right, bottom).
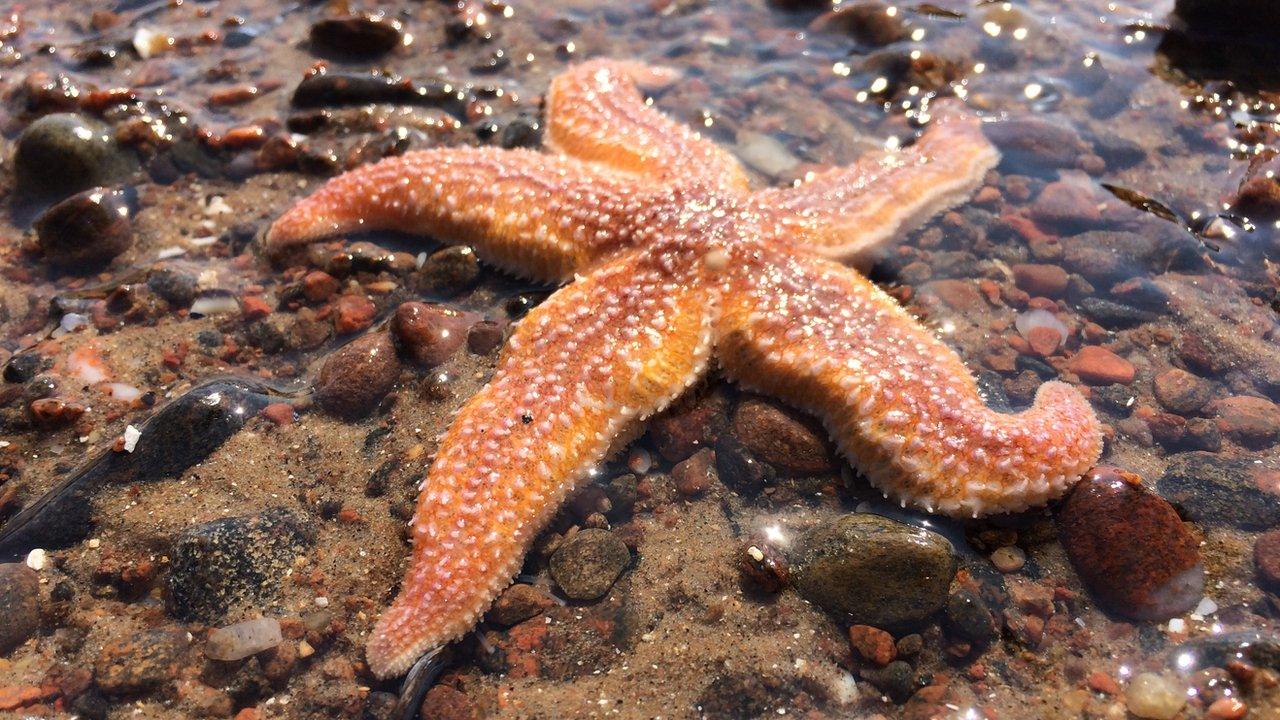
<box><xmin>264</xmin><ymin>147</ymin><xmax>648</xmax><ymax>281</ymax></box>
<box><xmin>545</xmin><ymin>58</ymin><xmax>750</xmax><ymax>193</ymax></box>
<box><xmin>367</xmin><ymin>249</ymin><xmax>714</xmax><ymax>677</ymax></box>
<box><xmin>715</xmin><ymin>250</ymin><xmax>1101</xmax><ymax>518</ymax></box>
<box><xmin>751</xmin><ymin>103</ymin><xmax>999</xmax><ymax>265</ymax></box>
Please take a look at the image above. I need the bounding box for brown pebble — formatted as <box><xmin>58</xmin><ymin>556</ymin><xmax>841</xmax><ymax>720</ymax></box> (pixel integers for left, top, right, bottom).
<box><xmin>1012</xmin><ymin>263</ymin><xmax>1069</xmax><ymax>298</ymax></box>
<box><xmin>260</xmin><ymin>402</ymin><xmax>295</xmax><ymax>426</ymax></box>
<box><xmin>729</xmin><ymin>396</ymin><xmax>835</xmax><ymax>475</ymax></box>
<box><xmin>1068</xmin><ymin>346</ymin><xmax>1135</xmax><ymax>385</ymax></box>
<box><xmin>1032</xmin><ymin>180</ymin><xmax>1101</xmax><ymax>229</ymax></box>
<box><xmin>1057</xmin><ymin>466</ymin><xmax>1203</xmax><ymax>620</ymax></box>
<box><xmin>390</xmin><ymin>302</ymin><xmax>468</xmax><ymax>367</ymax></box>
<box><xmin>314</xmin><ymin>332</ymin><xmax>400</xmax><ymax>419</ymax></box>
<box><xmin>302</xmin><ymin>270</ymin><xmax>340</xmax><ymax>303</ymax></box>
<box><xmin>848</xmin><ymin>624</ymin><xmax>896</xmax><ymax>666</ymax></box>
<box><xmin>648</xmin><ymin>388</ymin><xmax>729</xmax><ymax>462</ymax></box>
<box><xmin>29</xmin><ymin>397</ymin><xmax>85</xmax><ymax>428</ymax></box>
<box><xmin>1254</xmin><ymin>529</ymin><xmax>1280</xmax><ymax>591</ymax></box>
<box><xmin>488</xmin><ymin>583</ymin><xmax>556</xmax><ymax>627</ymax></box>
<box><xmin>419</xmin><ymin>685</ymin><xmax>477</xmax><ymax>720</ymax></box>
<box><xmin>333</xmin><ymin>294</ymin><xmax>376</xmax><ymax>335</ymax></box>
<box><xmin>1026</xmin><ymin>325</ymin><xmax>1062</xmax><ymax>357</ymax></box>
<box><xmin>739</xmin><ymin>539</ymin><xmax>789</xmax><ymax>594</ymax></box>
<box><xmin>1152</xmin><ymin>368</ymin><xmax>1212</xmax><ymax>416</ymax></box>
<box><xmin>466</xmin><ymin>319</ymin><xmax>505</xmax><ymax>355</ymax></box>
<box><xmin>672</xmin><ymin>447</ymin><xmax>717</xmax><ymax>496</ymax></box>
<box><xmin>1211</xmin><ymin>395</ymin><xmax>1280</xmax><ymax>447</ymax></box>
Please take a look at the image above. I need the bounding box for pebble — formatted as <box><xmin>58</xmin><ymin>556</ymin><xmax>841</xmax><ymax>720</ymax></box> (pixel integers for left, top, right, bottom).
<box><xmin>417</xmin><ymin>247</ymin><xmax>481</xmax><ymax>296</ymax></box>
<box><xmin>1125</xmin><ymin>672</ymin><xmax>1186</xmax><ymax>720</ymax></box>
<box><xmin>1077</xmin><ymin>297</ymin><xmax>1159</xmax><ymax>328</ymax></box>
<box><xmin>990</xmin><ymin>545</ymin><xmax>1026</xmax><ymax>573</ymax></box>
<box><xmin>943</xmin><ymin>588</ymin><xmax>997</xmax><ymax>645</ymax></box>
<box><xmin>14</xmin><ymin>113</ymin><xmax>136</xmax><ymax>198</ymax></box>
<box><xmin>1210</xmin><ymin>395</ymin><xmax>1280</xmax><ymax>447</ymax></box>
<box><xmin>1255</xmin><ymin>529</ymin><xmax>1280</xmax><ymax>591</ymax></box>
<box><xmin>94</xmin><ymin>627</ymin><xmax>189</xmax><ymax>694</ymax></box>
<box><xmin>1057</xmin><ymin>467</ymin><xmax>1203</xmax><ymax>620</ymax></box>
<box><xmin>792</xmin><ymin>514</ymin><xmax>956</xmax><ymax>630</ymax></box>
<box><xmin>487</xmin><ymin>583</ymin><xmax>556</xmax><ymax>626</ymax></box>
<box><xmin>672</xmin><ymin>447</ymin><xmax>717</xmax><ymax>497</ymax></box>
<box><xmin>859</xmin><ymin>660</ymin><xmax>916</xmax><ymax>703</ymax></box>
<box><xmin>309</xmin><ymin>14</ymin><xmax>403</xmax><ymax>57</ymax></box>
<box><xmin>714</xmin><ymin>433</ymin><xmax>776</xmax><ymax>495</ymax></box>
<box><xmin>315</xmin><ymin>332</ymin><xmax>401</xmax><ymax>419</ymax></box>
<box><xmin>167</xmin><ymin>508</ymin><xmax>315</xmax><ymax>622</ymax></box>
<box><xmin>739</xmin><ymin>539</ymin><xmax>789</xmax><ymax>593</ymax></box>
<box><xmin>1152</xmin><ymin>369</ymin><xmax>1212</xmax><ymax>416</ymax></box>
<box><xmin>985</xmin><ymin>116</ymin><xmax>1088</xmax><ymax>169</ymax></box>
<box><xmin>34</xmin><ymin>187</ymin><xmax>132</xmax><ymax>268</ymax></box>
<box><xmin>1032</xmin><ymin>181</ymin><xmax>1101</xmax><ymax>229</ymax></box>
<box><xmin>205</xmin><ymin>618</ymin><xmax>283</xmax><ymax>661</ymax></box>
<box><xmin>390</xmin><ymin>302</ymin><xmax>468</xmax><ymax>367</ymax></box>
<box><xmin>1206</xmin><ymin>697</ymin><xmax>1248</xmax><ymax>720</ymax></box>
<box><xmin>1067</xmin><ymin>346</ymin><xmax>1135</xmax><ymax>385</ymax></box>
<box><xmin>728</xmin><ymin>397</ymin><xmax>835</xmax><ymax>475</ymax></box>
<box><xmin>1011</xmin><ymin>263</ymin><xmax>1069</xmax><ymax>298</ymax></box>
<box><xmin>466</xmin><ymin>320</ymin><xmax>505</xmax><ymax>355</ymax></box>
<box><xmin>333</xmin><ymin>294</ymin><xmax>376</xmax><ymax>335</ymax></box>
<box><xmin>146</xmin><ymin>268</ymin><xmax>198</xmax><ymax>308</ymax></box>
<box><xmin>301</xmin><ymin>270</ymin><xmax>340</xmax><ymax>303</ymax></box>
<box><xmin>0</xmin><ymin>564</ymin><xmax>40</xmax><ymax>654</ymax></box>
<box><xmin>1060</xmin><ymin>230</ymin><xmax>1152</xmax><ymax>286</ymax></box>
<box><xmin>649</xmin><ymin>389</ymin><xmax>729</xmax><ymax>462</ymax></box>
<box><xmin>419</xmin><ymin>685</ymin><xmax>478</xmax><ymax>720</ymax></box>
<box><xmin>548</xmin><ymin>529</ymin><xmax>630</xmax><ymax>601</ymax></box>
<box><xmin>1159</xmin><ymin>452</ymin><xmax>1280</xmax><ymax>528</ymax></box>
<box><xmin>848</xmin><ymin>624</ymin><xmax>896</xmax><ymax>666</ymax></box>
<box><xmin>807</xmin><ymin>2</ymin><xmax>908</xmax><ymax>46</ymax></box>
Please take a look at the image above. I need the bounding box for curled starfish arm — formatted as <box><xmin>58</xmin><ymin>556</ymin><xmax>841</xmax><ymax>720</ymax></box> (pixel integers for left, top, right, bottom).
<box><xmin>264</xmin><ymin>147</ymin><xmax>646</xmax><ymax>281</ymax></box>
<box><xmin>715</xmin><ymin>250</ymin><xmax>1101</xmax><ymax>517</ymax></box>
<box><xmin>366</xmin><ymin>249</ymin><xmax>714</xmax><ymax>677</ymax></box>
<box><xmin>545</xmin><ymin>58</ymin><xmax>750</xmax><ymax>193</ymax></box>
<box><xmin>752</xmin><ymin>103</ymin><xmax>999</xmax><ymax>264</ymax></box>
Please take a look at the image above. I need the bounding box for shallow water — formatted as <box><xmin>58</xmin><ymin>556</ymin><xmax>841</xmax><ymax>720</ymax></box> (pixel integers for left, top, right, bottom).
<box><xmin>0</xmin><ymin>0</ymin><xmax>1279</xmax><ymax>718</ymax></box>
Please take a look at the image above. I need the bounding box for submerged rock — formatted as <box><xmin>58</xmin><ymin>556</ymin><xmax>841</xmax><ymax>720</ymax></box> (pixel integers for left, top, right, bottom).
<box><xmin>315</xmin><ymin>332</ymin><xmax>401</xmax><ymax>418</ymax></box>
<box><xmin>548</xmin><ymin>528</ymin><xmax>630</xmax><ymax>601</ymax></box>
<box><xmin>94</xmin><ymin>627</ymin><xmax>190</xmax><ymax>695</ymax></box>
<box><xmin>0</xmin><ymin>563</ymin><xmax>39</xmax><ymax>654</ymax></box>
<box><xmin>14</xmin><ymin>113</ymin><xmax>136</xmax><ymax>198</ymax></box>
<box><xmin>390</xmin><ymin>302</ymin><xmax>469</xmax><ymax>367</ymax></box>
<box><xmin>309</xmin><ymin>14</ymin><xmax>403</xmax><ymax>57</ymax></box>
<box><xmin>34</xmin><ymin>187</ymin><xmax>132</xmax><ymax>268</ymax></box>
<box><xmin>729</xmin><ymin>397</ymin><xmax>836</xmax><ymax>476</ymax></box>
<box><xmin>167</xmin><ymin>508</ymin><xmax>315</xmax><ymax>622</ymax></box>
<box><xmin>791</xmin><ymin>514</ymin><xmax>955</xmax><ymax>630</ymax></box>
<box><xmin>1159</xmin><ymin>452</ymin><xmax>1280</xmax><ymax>529</ymax></box>
<box><xmin>1058</xmin><ymin>467</ymin><xmax>1203</xmax><ymax>620</ymax></box>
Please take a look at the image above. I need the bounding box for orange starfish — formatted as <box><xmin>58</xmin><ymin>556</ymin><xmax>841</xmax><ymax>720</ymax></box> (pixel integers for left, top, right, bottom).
<box><xmin>266</xmin><ymin>59</ymin><xmax>1103</xmax><ymax>677</ymax></box>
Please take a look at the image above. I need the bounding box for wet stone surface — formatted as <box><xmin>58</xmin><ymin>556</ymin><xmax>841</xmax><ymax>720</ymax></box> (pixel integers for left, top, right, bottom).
<box><xmin>166</xmin><ymin>508</ymin><xmax>315</xmax><ymax>622</ymax></box>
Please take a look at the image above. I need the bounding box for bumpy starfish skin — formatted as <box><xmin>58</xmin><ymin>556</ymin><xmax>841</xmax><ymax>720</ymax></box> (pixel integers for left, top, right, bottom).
<box><xmin>266</xmin><ymin>59</ymin><xmax>1103</xmax><ymax>677</ymax></box>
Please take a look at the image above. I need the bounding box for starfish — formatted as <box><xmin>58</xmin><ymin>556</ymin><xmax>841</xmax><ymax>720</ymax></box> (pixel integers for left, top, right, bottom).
<box><xmin>265</xmin><ymin>59</ymin><xmax>1103</xmax><ymax>677</ymax></box>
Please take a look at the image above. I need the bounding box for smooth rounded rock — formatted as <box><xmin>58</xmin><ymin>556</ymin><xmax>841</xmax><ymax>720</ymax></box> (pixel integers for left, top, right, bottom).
<box><xmin>1057</xmin><ymin>466</ymin><xmax>1203</xmax><ymax>620</ymax></box>
<box><xmin>309</xmin><ymin>14</ymin><xmax>403</xmax><ymax>57</ymax></box>
<box><xmin>34</xmin><ymin>187</ymin><xmax>132</xmax><ymax>268</ymax></box>
<box><xmin>943</xmin><ymin>588</ymin><xmax>997</xmax><ymax>645</ymax></box>
<box><xmin>1068</xmin><ymin>345</ymin><xmax>1135</xmax><ymax>385</ymax></box>
<box><xmin>390</xmin><ymin>302</ymin><xmax>468</xmax><ymax>367</ymax></box>
<box><xmin>549</xmin><ymin>529</ymin><xmax>630</xmax><ymax>601</ymax></box>
<box><xmin>417</xmin><ymin>246</ymin><xmax>481</xmax><ymax>296</ymax></box>
<box><xmin>791</xmin><ymin>514</ymin><xmax>956</xmax><ymax>630</ymax></box>
<box><xmin>0</xmin><ymin>563</ymin><xmax>40</xmax><ymax>654</ymax></box>
<box><xmin>1126</xmin><ymin>672</ymin><xmax>1187</xmax><ymax>720</ymax></box>
<box><xmin>729</xmin><ymin>397</ymin><xmax>835</xmax><ymax>476</ymax></box>
<box><xmin>205</xmin><ymin>617</ymin><xmax>283</xmax><ymax>661</ymax></box>
<box><xmin>15</xmin><ymin>113</ymin><xmax>135</xmax><ymax>198</ymax></box>
<box><xmin>1152</xmin><ymin>368</ymin><xmax>1212</xmax><ymax>416</ymax></box>
<box><xmin>315</xmin><ymin>331</ymin><xmax>401</xmax><ymax>418</ymax></box>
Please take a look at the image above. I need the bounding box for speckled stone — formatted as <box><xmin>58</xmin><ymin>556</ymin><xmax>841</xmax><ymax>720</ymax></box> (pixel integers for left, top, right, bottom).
<box><xmin>548</xmin><ymin>529</ymin><xmax>630</xmax><ymax>601</ymax></box>
<box><xmin>1159</xmin><ymin>452</ymin><xmax>1280</xmax><ymax>529</ymax></box>
<box><xmin>792</xmin><ymin>514</ymin><xmax>956</xmax><ymax>630</ymax></box>
<box><xmin>1058</xmin><ymin>466</ymin><xmax>1202</xmax><ymax>620</ymax></box>
<box><xmin>729</xmin><ymin>396</ymin><xmax>836</xmax><ymax>476</ymax></box>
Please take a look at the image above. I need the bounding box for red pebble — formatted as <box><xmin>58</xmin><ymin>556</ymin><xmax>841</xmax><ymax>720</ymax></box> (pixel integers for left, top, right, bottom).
<box><xmin>241</xmin><ymin>294</ymin><xmax>271</xmax><ymax>321</ymax></box>
<box><xmin>848</xmin><ymin>624</ymin><xmax>896</xmax><ymax>666</ymax></box>
<box><xmin>1067</xmin><ymin>345</ymin><xmax>1135</xmax><ymax>385</ymax></box>
<box><xmin>333</xmin><ymin>295</ymin><xmax>376</xmax><ymax>334</ymax></box>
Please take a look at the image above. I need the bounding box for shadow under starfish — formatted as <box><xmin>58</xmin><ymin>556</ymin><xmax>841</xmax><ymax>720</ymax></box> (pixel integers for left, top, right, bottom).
<box><xmin>264</xmin><ymin>58</ymin><xmax>1103</xmax><ymax>678</ymax></box>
